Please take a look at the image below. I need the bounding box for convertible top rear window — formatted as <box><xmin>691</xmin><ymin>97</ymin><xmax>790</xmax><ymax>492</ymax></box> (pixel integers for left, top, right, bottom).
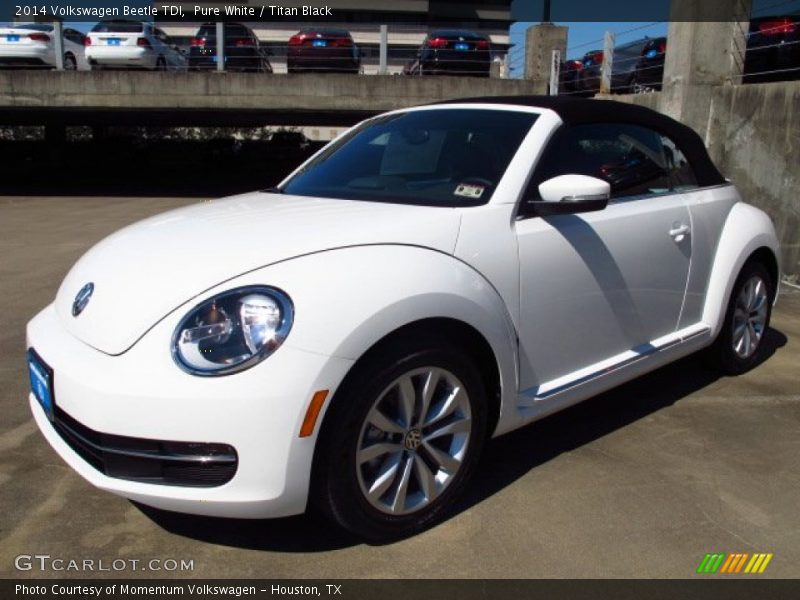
<box><xmin>280</xmin><ymin>109</ymin><xmax>538</xmax><ymax>207</ymax></box>
<box><xmin>91</xmin><ymin>21</ymin><xmax>144</xmax><ymax>33</ymax></box>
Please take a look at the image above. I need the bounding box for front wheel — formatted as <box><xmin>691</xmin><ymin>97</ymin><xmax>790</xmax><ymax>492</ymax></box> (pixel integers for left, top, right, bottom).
<box><xmin>313</xmin><ymin>342</ymin><xmax>487</xmax><ymax>541</ymax></box>
<box><xmin>706</xmin><ymin>261</ymin><xmax>773</xmax><ymax>374</ymax></box>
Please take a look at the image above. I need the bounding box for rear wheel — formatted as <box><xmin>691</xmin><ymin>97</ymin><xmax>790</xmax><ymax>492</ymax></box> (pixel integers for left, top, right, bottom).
<box><xmin>706</xmin><ymin>261</ymin><xmax>773</xmax><ymax>374</ymax></box>
<box><xmin>63</xmin><ymin>54</ymin><xmax>77</xmax><ymax>71</ymax></box>
<box><xmin>313</xmin><ymin>341</ymin><xmax>487</xmax><ymax>541</ymax></box>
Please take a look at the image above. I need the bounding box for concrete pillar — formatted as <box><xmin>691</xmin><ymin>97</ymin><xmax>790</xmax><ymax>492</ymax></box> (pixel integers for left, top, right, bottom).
<box><xmin>660</xmin><ymin>0</ymin><xmax>751</xmax><ymax>135</ymax></box>
<box><xmin>216</xmin><ymin>21</ymin><xmax>225</xmax><ymax>72</ymax></box>
<box><xmin>490</xmin><ymin>57</ymin><xmax>502</xmax><ymax>79</ymax></box>
<box><xmin>524</xmin><ymin>23</ymin><xmax>567</xmax><ymax>94</ymax></box>
<box><xmin>53</xmin><ymin>21</ymin><xmax>64</xmax><ymax>71</ymax></box>
<box><xmin>378</xmin><ymin>25</ymin><xmax>388</xmax><ymax>75</ymax></box>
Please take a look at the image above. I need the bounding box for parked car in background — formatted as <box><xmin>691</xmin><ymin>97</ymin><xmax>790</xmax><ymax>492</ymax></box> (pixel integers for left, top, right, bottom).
<box><xmin>633</xmin><ymin>37</ymin><xmax>667</xmax><ymax>91</ymax></box>
<box><xmin>628</xmin><ymin>16</ymin><xmax>800</xmax><ymax>92</ymax></box>
<box><xmin>575</xmin><ymin>48</ymin><xmax>604</xmax><ymax>92</ymax></box>
<box><xmin>26</xmin><ymin>97</ymin><xmax>780</xmax><ymax>541</ymax></box>
<box><xmin>287</xmin><ymin>28</ymin><xmax>359</xmax><ymax>74</ymax></box>
<box><xmin>189</xmin><ymin>22</ymin><xmax>272</xmax><ymax>73</ymax></box>
<box><xmin>404</xmin><ymin>30</ymin><xmax>491</xmax><ymax>77</ymax></box>
<box><xmin>558</xmin><ymin>58</ymin><xmax>584</xmax><ymax>95</ymax></box>
<box><xmin>578</xmin><ymin>37</ymin><xmax>651</xmax><ymax>94</ymax></box>
<box><xmin>85</xmin><ymin>20</ymin><xmax>186</xmax><ymax>71</ymax></box>
<box><xmin>0</xmin><ymin>23</ymin><xmax>89</xmax><ymax>70</ymax></box>
<box><xmin>745</xmin><ymin>16</ymin><xmax>800</xmax><ymax>83</ymax></box>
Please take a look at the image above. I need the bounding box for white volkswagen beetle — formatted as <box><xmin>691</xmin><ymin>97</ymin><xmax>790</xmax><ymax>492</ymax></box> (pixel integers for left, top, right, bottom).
<box><xmin>26</xmin><ymin>97</ymin><xmax>780</xmax><ymax>540</ymax></box>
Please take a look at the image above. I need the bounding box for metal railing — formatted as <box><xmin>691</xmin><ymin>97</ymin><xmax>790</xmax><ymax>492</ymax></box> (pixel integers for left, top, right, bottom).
<box><xmin>0</xmin><ymin>20</ymin><xmax>508</xmax><ymax>78</ymax></box>
<box><xmin>550</xmin><ymin>18</ymin><xmax>800</xmax><ymax>97</ymax></box>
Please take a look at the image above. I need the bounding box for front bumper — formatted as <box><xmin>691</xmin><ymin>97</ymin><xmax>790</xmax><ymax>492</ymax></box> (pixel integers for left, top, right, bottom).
<box><xmin>27</xmin><ymin>303</ymin><xmax>353</xmax><ymax>518</ymax></box>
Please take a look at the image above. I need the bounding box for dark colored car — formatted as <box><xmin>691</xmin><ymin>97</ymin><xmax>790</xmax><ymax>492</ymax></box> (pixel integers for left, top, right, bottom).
<box><xmin>189</xmin><ymin>22</ymin><xmax>272</xmax><ymax>73</ymax></box>
<box><xmin>558</xmin><ymin>59</ymin><xmax>584</xmax><ymax>95</ymax></box>
<box><xmin>404</xmin><ymin>30</ymin><xmax>491</xmax><ymax>77</ymax></box>
<box><xmin>578</xmin><ymin>37</ymin><xmax>651</xmax><ymax>94</ymax></box>
<box><xmin>631</xmin><ymin>16</ymin><xmax>800</xmax><ymax>90</ymax></box>
<box><xmin>575</xmin><ymin>48</ymin><xmax>604</xmax><ymax>93</ymax></box>
<box><xmin>744</xmin><ymin>16</ymin><xmax>800</xmax><ymax>83</ymax></box>
<box><xmin>287</xmin><ymin>28</ymin><xmax>360</xmax><ymax>74</ymax></box>
<box><xmin>633</xmin><ymin>37</ymin><xmax>667</xmax><ymax>91</ymax></box>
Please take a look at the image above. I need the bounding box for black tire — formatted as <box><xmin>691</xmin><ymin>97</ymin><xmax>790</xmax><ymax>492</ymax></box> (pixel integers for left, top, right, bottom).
<box><xmin>63</xmin><ymin>54</ymin><xmax>77</xmax><ymax>71</ymax></box>
<box><xmin>155</xmin><ymin>56</ymin><xmax>167</xmax><ymax>71</ymax></box>
<box><xmin>312</xmin><ymin>339</ymin><xmax>487</xmax><ymax>541</ymax></box>
<box><xmin>705</xmin><ymin>260</ymin><xmax>774</xmax><ymax>375</ymax></box>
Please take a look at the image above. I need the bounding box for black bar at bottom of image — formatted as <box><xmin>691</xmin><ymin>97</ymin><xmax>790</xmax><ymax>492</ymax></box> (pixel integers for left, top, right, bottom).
<box><xmin>4</xmin><ymin>579</ymin><xmax>800</xmax><ymax>600</ymax></box>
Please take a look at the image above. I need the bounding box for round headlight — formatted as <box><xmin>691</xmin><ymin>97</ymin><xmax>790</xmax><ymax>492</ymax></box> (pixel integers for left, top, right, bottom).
<box><xmin>172</xmin><ymin>286</ymin><xmax>293</xmax><ymax>376</ymax></box>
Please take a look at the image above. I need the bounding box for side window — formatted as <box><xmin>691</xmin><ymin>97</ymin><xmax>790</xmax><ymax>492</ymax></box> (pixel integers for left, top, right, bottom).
<box><xmin>660</xmin><ymin>134</ymin><xmax>698</xmax><ymax>190</ymax></box>
<box><xmin>64</xmin><ymin>29</ymin><xmax>80</xmax><ymax>44</ymax></box>
<box><xmin>533</xmin><ymin>123</ymin><xmax>674</xmax><ymax>200</ymax></box>
<box><xmin>155</xmin><ymin>29</ymin><xmax>170</xmax><ymax>44</ymax></box>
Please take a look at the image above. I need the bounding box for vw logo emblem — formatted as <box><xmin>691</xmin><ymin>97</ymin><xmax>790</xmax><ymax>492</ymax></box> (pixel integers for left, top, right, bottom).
<box><xmin>72</xmin><ymin>282</ymin><xmax>94</xmax><ymax>317</ymax></box>
<box><xmin>404</xmin><ymin>428</ymin><xmax>422</xmax><ymax>451</ymax></box>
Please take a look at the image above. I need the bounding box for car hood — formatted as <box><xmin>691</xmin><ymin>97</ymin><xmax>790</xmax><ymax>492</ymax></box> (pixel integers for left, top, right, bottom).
<box><xmin>54</xmin><ymin>193</ymin><xmax>462</xmax><ymax>355</ymax></box>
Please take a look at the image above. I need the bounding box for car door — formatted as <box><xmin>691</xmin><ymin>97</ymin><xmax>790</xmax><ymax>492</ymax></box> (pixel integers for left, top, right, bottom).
<box><xmin>515</xmin><ymin>122</ymin><xmax>693</xmax><ymax>394</ymax></box>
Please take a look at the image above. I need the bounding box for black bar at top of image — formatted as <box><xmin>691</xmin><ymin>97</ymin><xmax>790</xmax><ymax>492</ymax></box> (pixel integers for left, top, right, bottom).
<box><xmin>2</xmin><ymin>0</ymin><xmax>800</xmax><ymax>24</ymax></box>
<box><xmin>5</xmin><ymin>580</ymin><xmax>800</xmax><ymax>600</ymax></box>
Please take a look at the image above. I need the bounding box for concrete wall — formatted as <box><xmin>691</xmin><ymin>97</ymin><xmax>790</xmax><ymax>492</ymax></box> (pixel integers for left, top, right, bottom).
<box><xmin>711</xmin><ymin>82</ymin><xmax>800</xmax><ymax>280</ymax></box>
<box><xmin>0</xmin><ymin>71</ymin><xmax>535</xmax><ymax>115</ymax></box>
<box><xmin>608</xmin><ymin>81</ymin><xmax>800</xmax><ymax>279</ymax></box>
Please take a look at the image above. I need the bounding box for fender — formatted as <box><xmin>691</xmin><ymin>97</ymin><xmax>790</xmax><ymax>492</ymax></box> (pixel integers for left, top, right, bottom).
<box><xmin>701</xmin><ymin>202</ymin><xmax>781</xmax><ymax>339</ymax></box>
<box><xmin>206</xmin><ymin>244</ymin><xmax>522</xmax><ymax>437</ymax></box>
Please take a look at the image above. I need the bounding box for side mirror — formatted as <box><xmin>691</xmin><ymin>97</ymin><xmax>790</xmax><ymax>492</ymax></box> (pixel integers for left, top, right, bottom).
<box><xmin>533</xmin><ymin>174</ymin><xmax>610</xmax><ymax>217</ymax></box>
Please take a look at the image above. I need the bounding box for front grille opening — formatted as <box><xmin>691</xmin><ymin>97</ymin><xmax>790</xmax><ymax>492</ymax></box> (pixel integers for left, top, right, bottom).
<box><xmin>52</xmin><ymin>406</ymin><xmax>237</xmax><ymax>488</ymax></box>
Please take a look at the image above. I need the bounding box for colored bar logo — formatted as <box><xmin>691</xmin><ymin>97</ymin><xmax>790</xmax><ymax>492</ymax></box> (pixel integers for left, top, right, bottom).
<box><xmin>697</xmin><ymin>553</ymin><xmax>773</xmax><ymax>574</ymax></box>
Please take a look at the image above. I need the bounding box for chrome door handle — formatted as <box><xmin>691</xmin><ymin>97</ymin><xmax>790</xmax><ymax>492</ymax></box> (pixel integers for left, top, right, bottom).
<box><xmin>669</xmin><ymin>224</ymin><xmax>690</xmax><ymax>238</ymax></box>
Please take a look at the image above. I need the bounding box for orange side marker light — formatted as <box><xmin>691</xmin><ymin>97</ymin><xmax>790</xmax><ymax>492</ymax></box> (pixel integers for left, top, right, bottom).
<box><xmin>299</xmin><ymin>390</ymin><xmax>329</xmax><ymax>438</ymax></box>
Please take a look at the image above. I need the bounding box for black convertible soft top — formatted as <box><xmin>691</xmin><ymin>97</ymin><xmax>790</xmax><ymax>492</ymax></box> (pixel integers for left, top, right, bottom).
<box><xmin>437</xmin><ymin>95</ymin><xmax>726</xmax><ymax>187</ymax></box>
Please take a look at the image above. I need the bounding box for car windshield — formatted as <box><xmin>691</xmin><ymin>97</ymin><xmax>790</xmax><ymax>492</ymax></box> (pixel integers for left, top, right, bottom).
<box><xmin>198</xmin><ymin>25</ymin><xmax>249</xmax><ymax>38</ymax></box>
<box><xmin>280</xmin><ymin>109</ymin><xmax>538</xmax><ymax>206</ymax></box>
<box><xmin>13</xmin><ymin>24</ymin><xmax>53</xmax><ymax>32</ymax></box>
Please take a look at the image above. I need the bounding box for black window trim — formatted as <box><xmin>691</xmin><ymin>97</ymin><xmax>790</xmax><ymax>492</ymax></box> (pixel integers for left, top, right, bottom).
<box><xmin>516</xmin><ymin>120</ymin><xmax>707</xmax><ymax>220</ymax></box>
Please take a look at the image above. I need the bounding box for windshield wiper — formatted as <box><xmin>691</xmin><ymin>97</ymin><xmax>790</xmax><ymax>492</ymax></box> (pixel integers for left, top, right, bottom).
<box><xmin>261</xmin><ymin>187</ymin><xmax>284</xmax><ymax>194</ymax></box>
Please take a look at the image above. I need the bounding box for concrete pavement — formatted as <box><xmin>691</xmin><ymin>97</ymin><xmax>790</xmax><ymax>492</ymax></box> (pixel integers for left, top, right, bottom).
<box><xmin>1</xmin><ymin>196</ymin><xmax>798</xmax><ymax>578</ymax></box>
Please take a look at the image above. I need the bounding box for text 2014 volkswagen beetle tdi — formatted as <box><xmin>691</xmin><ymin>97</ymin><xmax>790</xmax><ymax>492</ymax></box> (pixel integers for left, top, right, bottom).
<box><xmin>26</xmin><ymin>97</ymin><xmax>780</xmax><ymax>540</ymax></box>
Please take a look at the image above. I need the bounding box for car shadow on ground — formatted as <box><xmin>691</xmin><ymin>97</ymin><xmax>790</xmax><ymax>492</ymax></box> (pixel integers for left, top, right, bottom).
<box><xmin>135</xmin><ymin>327</ymin><xmax>788</xmax><ymax>551</ymax></box>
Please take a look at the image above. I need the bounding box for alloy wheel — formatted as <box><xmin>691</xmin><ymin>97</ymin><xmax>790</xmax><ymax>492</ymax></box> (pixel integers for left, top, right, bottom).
<box><xmin>732</xmin><ymin>275</ymin><xmax>769</xmax><ymax>358</ymax></box>
<box><xmin>355</xmin><ymin>367</ymin><xmax>472</xmax><ymax>516</ymax></box>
